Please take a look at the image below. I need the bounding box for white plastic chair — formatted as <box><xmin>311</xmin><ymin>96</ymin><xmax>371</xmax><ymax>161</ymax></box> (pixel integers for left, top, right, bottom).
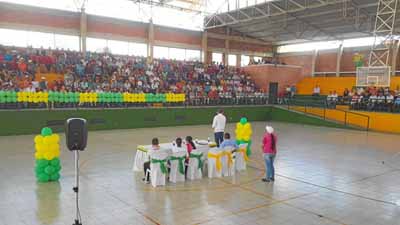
<box><xmin>235</xmin><ymin>143</ymin><xmax>248</xmax><ymax>172</ymax></box>
<box><xmin>169</xmin><ymin>150</ymin><xmax>187</xmax><ymax>183</ymax></box>
<box><xmin>145</xmin><ymin>150</ymin><xmax>169</xmax><ymax>187</ymax></box>
<box><xmin>221</xmin><ymin>146</ymin><xmax>235</xmax><ymax>177</ymax></box>
<box><xmin>187</xmin><ymin>149</ymin><xmax>203</xmax><ymax>180</ymax></box>
<box><xmin>207</xmin><ymin>148</ymin><xmax>222</xmax><ymax>178</ymax></box>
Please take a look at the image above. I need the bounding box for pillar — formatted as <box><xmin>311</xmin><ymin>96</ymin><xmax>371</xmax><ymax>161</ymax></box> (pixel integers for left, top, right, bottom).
<box><xmin>202</xmin><ymin>31</ymin><xmax>208</xmax><ymax>63</ymax></box>
<box><xmin>224</xmin><ymin>28</ymin><xmax>230</xmax><ymax>66</ymax></box>
<box><xmin>80</xmin><ymin>8</ymin><xmax>87</xmax><ymax>57</ymax></box>
<box><xmin>336</xmin><ymin>41</ymin><xmax>344</xmax><ymax>77</ymax></box>
<box><xmin>391</xmin><ymin>40</ymin><xmax>400</xmax><ymax>76</ymax></box>
<box><xmin>236</xmin><ymin>54</ymin><xmax>241</xmax><ymax>67</ymax></box>
<box><xmin>224</xmin><ymin>40</ymin><xmax>229</xmax><ymax>66</ymax></box>
<box><xmin>148</xmin><ymin>19</ymin><xmax>154</xmax><ymax>61</ymax></box>
<box><xmin>311</xmin><ymin>49</ymin><xmax>318</xmax><ymax>77</ymax></box>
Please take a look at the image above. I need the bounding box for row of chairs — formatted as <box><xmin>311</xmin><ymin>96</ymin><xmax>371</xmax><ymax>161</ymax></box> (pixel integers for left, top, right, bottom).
<box><xmin>145</xmin><ymin>144</ymin><xmax>248</xmax><ymax>187</ymax></box>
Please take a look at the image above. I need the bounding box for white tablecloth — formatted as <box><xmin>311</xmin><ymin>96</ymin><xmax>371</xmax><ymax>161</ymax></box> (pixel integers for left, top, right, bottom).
<box><xmin>132</xmin><ymin>140</ymin><xmax>215</xmax><ymax>172</ymax></box>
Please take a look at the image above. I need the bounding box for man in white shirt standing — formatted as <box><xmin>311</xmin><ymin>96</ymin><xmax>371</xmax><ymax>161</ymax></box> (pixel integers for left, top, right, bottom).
<box><xmin>212</xmin><ymin>109</ymin><xmax>226</xmax><ymax>147</ymax></box>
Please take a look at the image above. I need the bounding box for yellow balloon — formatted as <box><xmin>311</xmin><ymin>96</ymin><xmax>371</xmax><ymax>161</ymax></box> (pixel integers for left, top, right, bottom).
<box><xmin>34</xmin><ymin>152</ymin><xmax>43</xmax><ymax>159</ymax></box>
<box><xmin>35</xmin><ymin>144</ymin><xmax>42</xmax><ymax>152</ymax></box>
<box><xmin>41</xmin><ymin>144</ymin><xmax>50</xmax><ymax>153</ymax></box>
<box><xmin>34</xmin><ymin>135</ymin><xmax>43</xmax><ymax>144</ymax></box>
<box><xmin>44</xmin><ymin>152</ymin><xmax>54</xmax><ymax>160</ymax></box>
<box><xmin>43</xmin><ymin>136</ymin><xmax>53</xmax><ymax>145</ymax></box>
<box><xmin>53</xmin><ymin>150</ymin><xmax>60</xmax><ymax>157</ymax></box>
<box><xmin>47</xmin><ymin>143</ymin><xmax>59</xmax><ymax>152</ymax></box>
<box><xmin>52</xmin><ymin>134</ymin><xmax>60</xmax><ymax>143</ymax></box>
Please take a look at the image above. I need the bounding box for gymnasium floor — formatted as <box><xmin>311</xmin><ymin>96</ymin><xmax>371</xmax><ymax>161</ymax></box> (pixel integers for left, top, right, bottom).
<box><xmin>1</xmin><ymin>122</ymin><xmax>400</xmax><ymax>225</ymax></box>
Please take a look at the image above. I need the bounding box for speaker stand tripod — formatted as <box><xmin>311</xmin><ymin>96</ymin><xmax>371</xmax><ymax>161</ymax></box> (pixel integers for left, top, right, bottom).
<box><xmin>73</xmin><ymin>150</ymin><xmax>82</xmax><ymax>225</ymax></box>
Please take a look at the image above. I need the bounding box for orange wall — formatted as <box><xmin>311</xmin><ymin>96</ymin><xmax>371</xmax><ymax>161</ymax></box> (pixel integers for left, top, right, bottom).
<box><xmin>243</xmin><ymin>64</ymin><xmax>303</xmax><ymax>92</ymax></box>
<box><xmin>290</xmin><ymin>106</ymin><xmax>400</xmax><ymax>134</ymax></box>
<box><xmin>297</xmin><ymin>77</ymin><xmax>356</xmax><ymax>95</ymax></box>
<box><xmin>296</xmin><ymin>77</ymin><xmax>400</xmax><ymax>95</ymax></box>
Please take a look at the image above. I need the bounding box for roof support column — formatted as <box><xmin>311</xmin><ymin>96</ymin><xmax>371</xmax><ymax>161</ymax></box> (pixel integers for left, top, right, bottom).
<box><xmin>80</xmin><ymin>8</ymin><xmax>87</xmax><ymax>57</ymax></box>
<box><xmin>202</xmin><ymin>31</ymin><xmax>208</xmax><ymax>63</ymax></box>
<box><xmin>391</xmin><ymin>40</ymin><xmax>400</xmax><ymax>76</ymax></box>
<box><xmin>311</xmin><ymin>49</ymin><xmax>318</xmax><ymax>77</ymax></box>
<box><xmin>224</xmin><ymin>28</ymin><xmax>230</xmax><ymax>66</ymax></box>
<box><xmin>148</xmin><ymin>19</ymin><xmax>154</xmax><ymax>62</ymax></box>
<box><xmin>236</xmin><ymin>54</ymin><xmax>241</xmax><ymax>67</ymax></box>
<box><xmin>336</xmin><ymin>41</ymin><xmax>344</xmax><ymax>77</ymax></box>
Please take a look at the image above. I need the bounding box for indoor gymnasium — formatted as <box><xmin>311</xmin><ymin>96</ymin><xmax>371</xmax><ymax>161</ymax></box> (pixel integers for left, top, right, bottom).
<box><xmin>0</xmin><ymin>1</ymin><xmax>400</xmax><ymax>225</ymax></box>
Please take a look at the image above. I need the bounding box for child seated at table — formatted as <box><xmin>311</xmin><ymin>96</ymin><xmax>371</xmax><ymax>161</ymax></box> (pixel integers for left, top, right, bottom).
<box><xmin>143</xmin><ymin>137</ymin><xmax>160</xmax><ymax>183</ymax></box>
<box><xmin>219</xmin><ymin>133</ymin><xmax>238</xmax><ymax>151</ymax></box>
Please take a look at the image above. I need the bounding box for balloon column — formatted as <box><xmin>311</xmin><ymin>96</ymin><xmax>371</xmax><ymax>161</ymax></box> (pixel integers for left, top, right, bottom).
<box><xmin>34</xmin><ymin>127</ymin><xmax>62</xmax><ymax>182</ymax></box>
<box><xmin>235</xmin><ymin>117</ymin><xmax>253</xmax><ymax>156</ymax></box>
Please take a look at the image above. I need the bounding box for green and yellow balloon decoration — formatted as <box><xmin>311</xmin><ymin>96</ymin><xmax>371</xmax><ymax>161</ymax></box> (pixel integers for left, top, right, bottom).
<box><xmin>34</xmin><ymin>127</ymin><xmax>62</xmax><ymax>182</ymax></box>
<box><xmin>235</xmin><ymin>117</ymin><xmax>253</xmax><ymax>156</ymax></box>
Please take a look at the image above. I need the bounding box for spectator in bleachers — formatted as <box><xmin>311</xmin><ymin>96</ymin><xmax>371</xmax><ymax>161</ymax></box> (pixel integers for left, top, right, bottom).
<box><xmin>350</xmin><ymin>93</ymin><xmax>361</xmax><ymax>110</ymax></box>
<box><xmin>312</xmin><ymin>85</ymin><xmax>320</xmax><ymax>96</ymax></box>
<box><xmin>367</xmin><ymin>93</ymin><xmax>377</xmax><ymax>111</ymax></box>
<box><xmin>386</xmin><ymin>92</ymin><xmax>394</xmax><ymax>112</ymax></box>
<box><xmin>290</xmin><ymin>85</ymin><xmax>296</xmax><ymax>98</ymax></box>
<box><xmin>327</xmin><ymin>91</ymin><xmax>338</xmax><ymax>109</ymax></box>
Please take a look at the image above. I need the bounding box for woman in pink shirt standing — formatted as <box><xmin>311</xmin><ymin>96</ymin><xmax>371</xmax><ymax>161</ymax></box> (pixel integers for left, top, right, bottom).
<box><xmin>262</xmin><ymin>126</ymin><xmax>277</xmax><ymax>182</ymax></box>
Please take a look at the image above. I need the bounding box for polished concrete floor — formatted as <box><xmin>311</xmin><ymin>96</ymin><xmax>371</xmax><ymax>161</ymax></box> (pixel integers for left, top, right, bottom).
<box><xmin>1</xmin><ymin>122</ymin><xmax>400</xmax><ymax>225</ymax></box>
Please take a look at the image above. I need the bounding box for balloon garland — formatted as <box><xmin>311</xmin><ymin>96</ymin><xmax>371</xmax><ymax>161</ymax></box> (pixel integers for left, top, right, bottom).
<box><xmin>235</xmin><ymin>117</ymin><xmax>253</xmax><ymax>156</ymax></box>
<box><xmin>34</xmin><ymin>127</ymin><xmax>61</xmax><ymax>182</ymax></box>
<box><xmin>1</xmin><ymin>91</ymin><xmax>185</xmax><ymax>104</ymax></box>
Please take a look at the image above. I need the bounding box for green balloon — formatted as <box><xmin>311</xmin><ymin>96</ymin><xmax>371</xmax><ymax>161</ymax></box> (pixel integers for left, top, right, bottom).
<box><xmin>41</xmin><ymin>127</ymin><xmax>53</xmax><ymax>136</ymax></box>
<box><xmin>240</xmin><ymin>117</ymin><xmax>248</xmax><ymax>124</ymax></box>
<box><xmin>50</xmin><ymin>158</ymin><xmax>60</xmax><ymax>166</ymax></box>
<box><xmin>54</xmin><ymin>165</ymin><xmax>62</xmax><ymax>172</ymax></box>
<box><xmin>36</xmin><ymin>159</ymin><xmax>49</xmax><ymax>168</ymax></box>
<box><xmin>45</xmin><ymin>166</ymin><xmax>56</xmax><ymax>175</ymax></box>
<box><xmin>50</xmin><ymin>173</ymin><xmax>60</xmax><ymax>181</ymax></box>
<box><xmin>38</xmin><ymin>173</ymin><xmax>50</xmax><ymax>182</ymax></box>
<box><xmin>35</xmin><ymin>166</ymin><xmax>44</xmax><ymax>174</ymax></box>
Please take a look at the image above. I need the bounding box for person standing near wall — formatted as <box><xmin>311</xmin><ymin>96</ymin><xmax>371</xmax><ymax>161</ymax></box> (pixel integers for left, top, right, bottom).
<box><xmin>212</xmin><ymin>109</ymin><xmax>226</xmax><ymax>147</ymax></box>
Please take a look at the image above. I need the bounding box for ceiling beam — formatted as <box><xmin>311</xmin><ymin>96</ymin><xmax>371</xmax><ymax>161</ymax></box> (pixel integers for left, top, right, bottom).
<box><xmin>204</xmin><ymin>0</ymin><xmax>349</xmax><ymax>29</ymax></box>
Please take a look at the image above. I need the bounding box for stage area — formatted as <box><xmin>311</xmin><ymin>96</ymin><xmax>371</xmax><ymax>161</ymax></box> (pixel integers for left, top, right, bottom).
<box><xmin>1</xmin><ymin>122</ymin><xmax>400</xmax><ymax>225</ymax></box>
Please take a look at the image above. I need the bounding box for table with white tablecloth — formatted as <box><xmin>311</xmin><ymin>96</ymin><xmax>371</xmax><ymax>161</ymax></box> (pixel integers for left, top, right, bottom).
<box><xmin>132</xmin><ymin>140</ymin><xmax>216</xmax><ymax>172</ymax></box>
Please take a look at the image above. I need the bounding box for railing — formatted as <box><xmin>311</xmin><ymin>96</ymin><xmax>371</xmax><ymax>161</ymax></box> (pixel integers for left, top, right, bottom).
<box><xmin>286</xmin><ymin>99</ymin><xmax>370</xmax><ymax>131</ymax></box>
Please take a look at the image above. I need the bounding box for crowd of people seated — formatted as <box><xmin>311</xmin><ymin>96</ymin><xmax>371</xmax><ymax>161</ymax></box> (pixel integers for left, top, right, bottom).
<box><xmin>325</xmin><ymin>86</ymin><xmax>400</xmax><ymax>112</ymax></box>
<box><xmin>0</xmin><ymin>45</ymin><xmax>268</xmax><ymax>108</ymax></box>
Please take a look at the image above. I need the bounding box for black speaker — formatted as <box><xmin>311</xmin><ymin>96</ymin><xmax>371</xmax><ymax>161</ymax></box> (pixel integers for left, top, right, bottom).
<box><xmin>65</xmin><ymin>118</ymin><xmax>88</xmax><ymax>151</ymax></box>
